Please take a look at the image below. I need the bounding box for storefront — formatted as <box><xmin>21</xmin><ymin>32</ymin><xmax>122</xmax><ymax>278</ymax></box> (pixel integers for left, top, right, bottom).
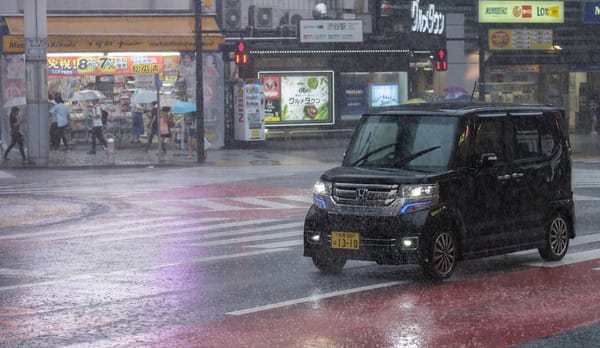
<box><xmin>0</xmin><ymin>15</ymin><xmax>225</xmax><ymax>149</ymax></box>
<box><xmin>226</xmin><ymin>2</ymin><xmax>447</xmax><ymax>139</ymax></box>
<box><xmin>477</xmin><ymin>1</ymin><xmax>600</xmax><ymax>134</ymax></box>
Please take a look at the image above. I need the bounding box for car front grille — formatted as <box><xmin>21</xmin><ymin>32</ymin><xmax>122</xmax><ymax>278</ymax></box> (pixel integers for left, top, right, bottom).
<box><xmin>332</xmin><ymin>182</ymin><xmax>399</xmax><ymax>206</ymax></box>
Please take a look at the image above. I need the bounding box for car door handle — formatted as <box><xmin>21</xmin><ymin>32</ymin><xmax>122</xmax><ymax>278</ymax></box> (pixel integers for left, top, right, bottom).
<box><xmin>511</xmin><ymin>172</ymin><xmax>524</xmax><ymax>179</ymax></box>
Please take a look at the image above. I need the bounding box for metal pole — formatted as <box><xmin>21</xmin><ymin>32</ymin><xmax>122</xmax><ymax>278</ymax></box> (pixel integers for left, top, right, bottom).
<box><xmin>194</xmin><ymin>0</ymin><xmax>205</xmax><ymax>162</ymax></box>
<box><xmin>478</xmin><ymin>26</ymin><xmax>486</xmax><ymax>101</ymax></box>
<box><xmin>23</xmin><ymin>0</ymin><xmax>49</xmax><ymax>165</ymax></box>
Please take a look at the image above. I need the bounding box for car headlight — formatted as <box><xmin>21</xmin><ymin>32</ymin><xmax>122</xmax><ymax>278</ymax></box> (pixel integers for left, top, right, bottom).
<box><xmin>312</xmin><ymin>180</ymin><xmax>332</xmax><ymax>195</ymax></box>
<box><xmin>400</xmin><ymin>184</ymin><xmax>438</xmax><ymax>198</ymax></box>
<box><xmin>399</xmin><ymin>184</ymin><xmax>439</xmax><ymax>214</ymax></box>
<box><xmin>312</xmin><ymin>180</ymin><xmax>331</xmax><ymax>209</ymax></box>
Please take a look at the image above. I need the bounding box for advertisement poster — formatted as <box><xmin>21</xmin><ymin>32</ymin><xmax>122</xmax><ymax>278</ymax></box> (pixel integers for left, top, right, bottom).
<box><xmin>259</xmin><ymin>71</ymin><xmax>334</xmax><ymax>125</ymax></box>
<box><xmin>478</xmin><ymin>1</ymin><xmax>564</xmax><ymax>23</ymax></box>
<box><xmin>340</xmin><ymin>83</ymin><xmax>368</xmax><ymax>115</ymax></box>
<box><xmin>47</xmin><ymin>55</ymin><xmax>180</xmax><ymax>77</ymax></box>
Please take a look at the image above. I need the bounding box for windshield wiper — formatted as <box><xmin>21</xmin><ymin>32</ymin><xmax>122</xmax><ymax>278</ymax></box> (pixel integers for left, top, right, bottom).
<box><xmin>350</xmin><ymin>141</ymin><xmax>405</xmax><ymax>166</ymax></box>
<box><xmin>392</xmin><ymin>146</ymin><xmax>441</xmax><ymax>168</ymax></box>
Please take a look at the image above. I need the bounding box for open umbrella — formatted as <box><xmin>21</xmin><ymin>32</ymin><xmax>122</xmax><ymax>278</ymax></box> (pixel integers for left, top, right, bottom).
<box><xmin>131</xmin><ymin>89</ymin><xmax>157</xmax><ymax>104</ymax></box>
<box><xmin>172</xmin><ymin>101</ymin><xmax>197</xmax><ymax>114</ymax></box>
<box><xmin>72</xmin><ymin>89</ymin><xmax>106</xmax><ymax>101</ymax></box>
<box><xmin>3</xmin><ymin>96</ymin><xmax>26</xmax><ymax>108</ymax></box>
<box><xmin>160</xmin><ymin>96</ymin><xmax>181</xmax><ymax>108</ymax></box>
<box><xmin>444</xmin><ymin>86</ymin><xmax>468</xmax><ymax>99</ymax></box>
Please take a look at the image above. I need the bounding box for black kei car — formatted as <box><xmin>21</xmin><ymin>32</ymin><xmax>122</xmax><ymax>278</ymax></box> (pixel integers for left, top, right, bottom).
<box><xmin>304</xmin><ymin>103</ymin><xmax>575</xmax><ymax>281</ymax></box>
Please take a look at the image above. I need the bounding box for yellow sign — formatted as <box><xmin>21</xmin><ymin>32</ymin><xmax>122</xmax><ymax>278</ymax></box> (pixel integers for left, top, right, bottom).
<box><xmin>479</xmin><ymin>1</ymin><xmax>564</xmax><ymax>23</ymax></box>
<box><xmin>3</xmin><ymin>34</ymin><xmax>223</xmax><ymax>53</ymax></box>
<box><xmin>488</xmin><ymin>29</ymin><xmax>553</xmax><ymax>50</ymax></box>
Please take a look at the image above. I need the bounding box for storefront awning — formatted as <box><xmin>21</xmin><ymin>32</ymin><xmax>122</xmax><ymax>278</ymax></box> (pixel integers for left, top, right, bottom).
<box><xmin>2</xmin><ymin>16</ymin><xmax>224</xmax><ymax>53</ymax></box>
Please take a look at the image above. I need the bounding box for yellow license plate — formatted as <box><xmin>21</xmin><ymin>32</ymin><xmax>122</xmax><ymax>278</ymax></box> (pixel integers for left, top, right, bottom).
<box><xmin>331</xmin><ymin>231</ymin><xmax>360</xmax><ymax>250</ymax></box>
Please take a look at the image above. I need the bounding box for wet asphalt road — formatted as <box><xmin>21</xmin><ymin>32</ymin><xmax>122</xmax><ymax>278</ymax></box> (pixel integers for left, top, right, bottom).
<box><xmin>0</xmin><ymin>154</ymin><xmax>600</xmax><ymax>346</ymax></box>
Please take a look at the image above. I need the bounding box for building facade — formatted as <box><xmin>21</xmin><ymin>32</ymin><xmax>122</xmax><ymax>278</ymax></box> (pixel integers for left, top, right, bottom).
<box><xmin>2</xmin><ymin>1</ymin><xmax>600</xmax><ymax>147</ymax></box>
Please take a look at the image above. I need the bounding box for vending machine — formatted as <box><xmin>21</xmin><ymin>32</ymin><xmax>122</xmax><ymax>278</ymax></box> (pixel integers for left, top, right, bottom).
<box><xmin>234</xmin><ymin>80</ymin><xmax>266</xmax><ymax>141</ymax></box>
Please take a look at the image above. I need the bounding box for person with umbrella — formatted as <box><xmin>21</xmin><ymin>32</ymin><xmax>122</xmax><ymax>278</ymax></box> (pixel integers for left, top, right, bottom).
<box><xmin>3</xmin><ymin>106</ymin><xmax>28</xmax><ymax>163</ymax></box>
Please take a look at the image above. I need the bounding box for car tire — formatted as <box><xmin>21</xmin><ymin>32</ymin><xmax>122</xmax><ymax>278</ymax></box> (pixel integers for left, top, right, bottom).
<box><xmin>423</xmin><ymin>230</ymin><xmax>457</xmax><ymax>281</ymax></box>
<box><xmin>312</xmin><ymin>250</ymin><xmax>347</xmax><ymax>274</ymax></box>
<box><xmin>538</xmin><ymin>214</ymin><xmax>570</xmax><ymax>261</ymax></box>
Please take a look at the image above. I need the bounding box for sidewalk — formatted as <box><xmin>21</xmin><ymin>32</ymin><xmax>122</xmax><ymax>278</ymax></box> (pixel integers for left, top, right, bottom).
<box><xmin>0</xmin><ymin>135</ymin><xmax>351</xmax><ymax>169</ymax></box>
<box><xmin>0</xmin><ymin>133</ymin><xmax>598</xmax><ymax>169</ymax></box>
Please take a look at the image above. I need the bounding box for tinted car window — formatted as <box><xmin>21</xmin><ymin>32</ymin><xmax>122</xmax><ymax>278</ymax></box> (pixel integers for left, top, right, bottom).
<box><xmin>513</xmin><ymin>115</ymin><xmax>542</xmax><ymax>160</ymax></box>
<box><xmin>473</xmin><ymin>117</ymin><xmax>506</xmax><ymax>161</ymax></box>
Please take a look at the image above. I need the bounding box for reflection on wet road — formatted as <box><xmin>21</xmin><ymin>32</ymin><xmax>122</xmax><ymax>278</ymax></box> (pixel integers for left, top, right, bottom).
<box><xmin>0</xmin><ymin>166</ymin><xmax>599</xmax><ymax>347</ymax></box>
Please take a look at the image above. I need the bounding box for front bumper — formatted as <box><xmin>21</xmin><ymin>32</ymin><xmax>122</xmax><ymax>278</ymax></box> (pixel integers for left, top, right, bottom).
<box><xmin>303</xmin><ymin>205</ymin><xmax>427</xmax><ymax>265</ymax></box>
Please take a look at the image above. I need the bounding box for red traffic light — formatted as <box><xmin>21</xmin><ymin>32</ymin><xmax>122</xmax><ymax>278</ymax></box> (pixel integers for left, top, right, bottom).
<box><xmin>235</xmin><ymin>41</ymin><xmax>249</xmax><ymax>65</ymax></box>
<box><xmin>434</xmin><ymin>48</ymin><xmax>447</xmax><ymax>71</ymax></box>
<box><xmin>436</xmin><ymin>49</ymin><xmax>446</xmax><ymax>60</ymax></box>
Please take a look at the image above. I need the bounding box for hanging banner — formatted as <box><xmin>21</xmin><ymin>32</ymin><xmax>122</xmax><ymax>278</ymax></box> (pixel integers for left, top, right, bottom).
<box><xmin>47</xmin><ymin>55</ymin><xmax>180</xmax><ymax>77</ymax></box>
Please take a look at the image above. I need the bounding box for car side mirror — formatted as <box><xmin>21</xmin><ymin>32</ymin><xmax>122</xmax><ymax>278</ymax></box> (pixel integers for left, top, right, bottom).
<box><xmin>477</xmin><ymin>153</ymin><xmax>498</xmax><ymax>168</ymax></box>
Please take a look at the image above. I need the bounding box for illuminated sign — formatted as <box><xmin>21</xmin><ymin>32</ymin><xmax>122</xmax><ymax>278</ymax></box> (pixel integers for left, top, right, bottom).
<box><xmin>479</xmin><ymin>1</ymin><xmax>564</xmax><ymax>23</ymax></box>
<box><xmin>299</xmin><ymin>20</ymin><xmax>363</xmax><ymax>43</ymax></box>
<box><xmin>258</xmin><ymin>71</ymin><xmax>334</xmax><ymax>126</ymax></box>
<box><xmin>489</xmin><ymin>29</ymin><xmax>553</xmax><ymax>50</ymax></box>
<box><xmin>411</xmin><ymin>0</ymin><xmax>445</xmax><ymax>35</ymax></box>
<box><xmin>46</xmin><ymin>55</ymin><xmax>179</xmax><ymax>77</ymax></box>
<box><xmin>583</xmin><ymin>2</ymin><xmax>600</xmax><ymax>23</ymax></box>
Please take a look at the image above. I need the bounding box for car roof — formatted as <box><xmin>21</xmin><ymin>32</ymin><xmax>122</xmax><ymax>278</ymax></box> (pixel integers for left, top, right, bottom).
<box><xmin>368</xmin><ymin>102</ymin><xmax>563</xmax><ymax>118</ymax></box>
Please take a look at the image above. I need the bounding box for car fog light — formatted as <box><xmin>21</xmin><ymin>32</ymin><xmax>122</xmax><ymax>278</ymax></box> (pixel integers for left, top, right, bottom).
<box><xmin>309</xmin><ymin>233</ymin><xmax>321</xmax><ymax>243</ymax></box>
<box><xmin>401</xmin><ymin>237</ymin><xmax>418</xmax><ymax>250</ymax></box>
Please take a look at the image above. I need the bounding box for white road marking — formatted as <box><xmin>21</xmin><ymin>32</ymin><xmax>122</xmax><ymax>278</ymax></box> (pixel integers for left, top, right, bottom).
<box><xmin>0</xmin><ymin>248</ymin><xmax>291</xmax><ymax>292</ymax></box>
<box><xmin>248</xmin><ymin>240</ymin><xmax>303</xmax><ymax>249</ymax></box>
<box><xmin>524</xmin><ymin>249</ymin><xmax>600</xmax><ymax>268</ymax></box>
<box><xmin>227</xmin><ymin>281</ymin><xmax>406</xmax><ymax>316</ymax></box>
<box><xmin>232</xmin><ymin>196</ymin><xmax>302</xmax><ymax>209</ymax></box>
<box><xmin>573</xmin><ymin>194</ymin><xmax>600</xmax><ymax>201</ymax></box>
<box><xmin>0</xmin><ymin>171</ymin><xmax>15</xmax><ymax>179</ymax></box>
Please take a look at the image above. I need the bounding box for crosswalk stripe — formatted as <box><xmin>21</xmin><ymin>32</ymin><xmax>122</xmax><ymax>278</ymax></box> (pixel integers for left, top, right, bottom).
<box><xmin>0</xmin><ymin>171</ymin><xmax>15</xmax><ymax>179</ymax></box>
<box><xmin>248</xmin><ymin>240</ymin><xmax>303</xmax><ymax>249</ymax></box>
<box><xmin>231</xmin><ymin>196</ymin><xmax>304</xmax><ymax>209</ymax></box>
<box><xmin>96</xmin><ymin>221</ymin><xmax>304</xmax><ymax>244</ymax></box>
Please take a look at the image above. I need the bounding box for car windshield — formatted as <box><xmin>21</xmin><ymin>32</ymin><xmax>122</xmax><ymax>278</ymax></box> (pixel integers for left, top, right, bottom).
<box><xmin>343</xmin><ymin>114</ymin><xmax>458</xmax><ymax>171</ymax></box>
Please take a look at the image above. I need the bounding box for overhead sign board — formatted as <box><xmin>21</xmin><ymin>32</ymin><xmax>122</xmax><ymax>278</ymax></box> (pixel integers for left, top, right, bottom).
<box><xmin>489</xmin><ymin>29</ymin><xmax>553</xmax><ymax>50</ymax></box>
<box><xmin>479</xmin><ymin>1</ymin><xmax>564</xmax><ymax>23</ymax></box>
<box><xmin>3</xmin><ymin>34</ymin><xmax>223</xmax><ymax>53</ymax></box>
<box><xmin>299</xmin><ymin>20</ymin><xmax>363</xmax><ymax>43</ymax></box>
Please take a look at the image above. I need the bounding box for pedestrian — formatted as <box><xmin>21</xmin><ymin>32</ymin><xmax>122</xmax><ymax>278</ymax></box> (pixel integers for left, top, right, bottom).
<box><xmin>3</xmin><ymin>106</ymin><xmax>28</xmax><ymax>163</ymax></box>
<box><xmin>185</xmin><ymin>112</ymin><xmax>197</xmax><ymax>158</ymax></box>
<box><xmin>130</xmin><ymin>104</ymin><xmax>144</xmax><ymax>143</ymax></box>
<box><xmin>144</xmin><ymin>101</ymin><xmax>159</xmax><ymax>152</ymax></box>
<box><xmin>48</xmin><ymin>93</ymin><xmax>59</xmax><ymax>150</ymax></box>
<box><xmin>49</xmin><ymin>95</ymin><xmax>70</xmax><ymax>151</ymax></box>
<box><xmin>591</xmin><ymin>95</ymin><xmax>598</xmax><ymax>135</ymax></box>
<box><xmin>87</xmin><ymin>99</ymin><xmax>108</xmax><ymax>155</ymax></box>
<box><xmin>159</xmin><ymin>106</ymin><xmax>177</xmax><ymax>155</ymax></box>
